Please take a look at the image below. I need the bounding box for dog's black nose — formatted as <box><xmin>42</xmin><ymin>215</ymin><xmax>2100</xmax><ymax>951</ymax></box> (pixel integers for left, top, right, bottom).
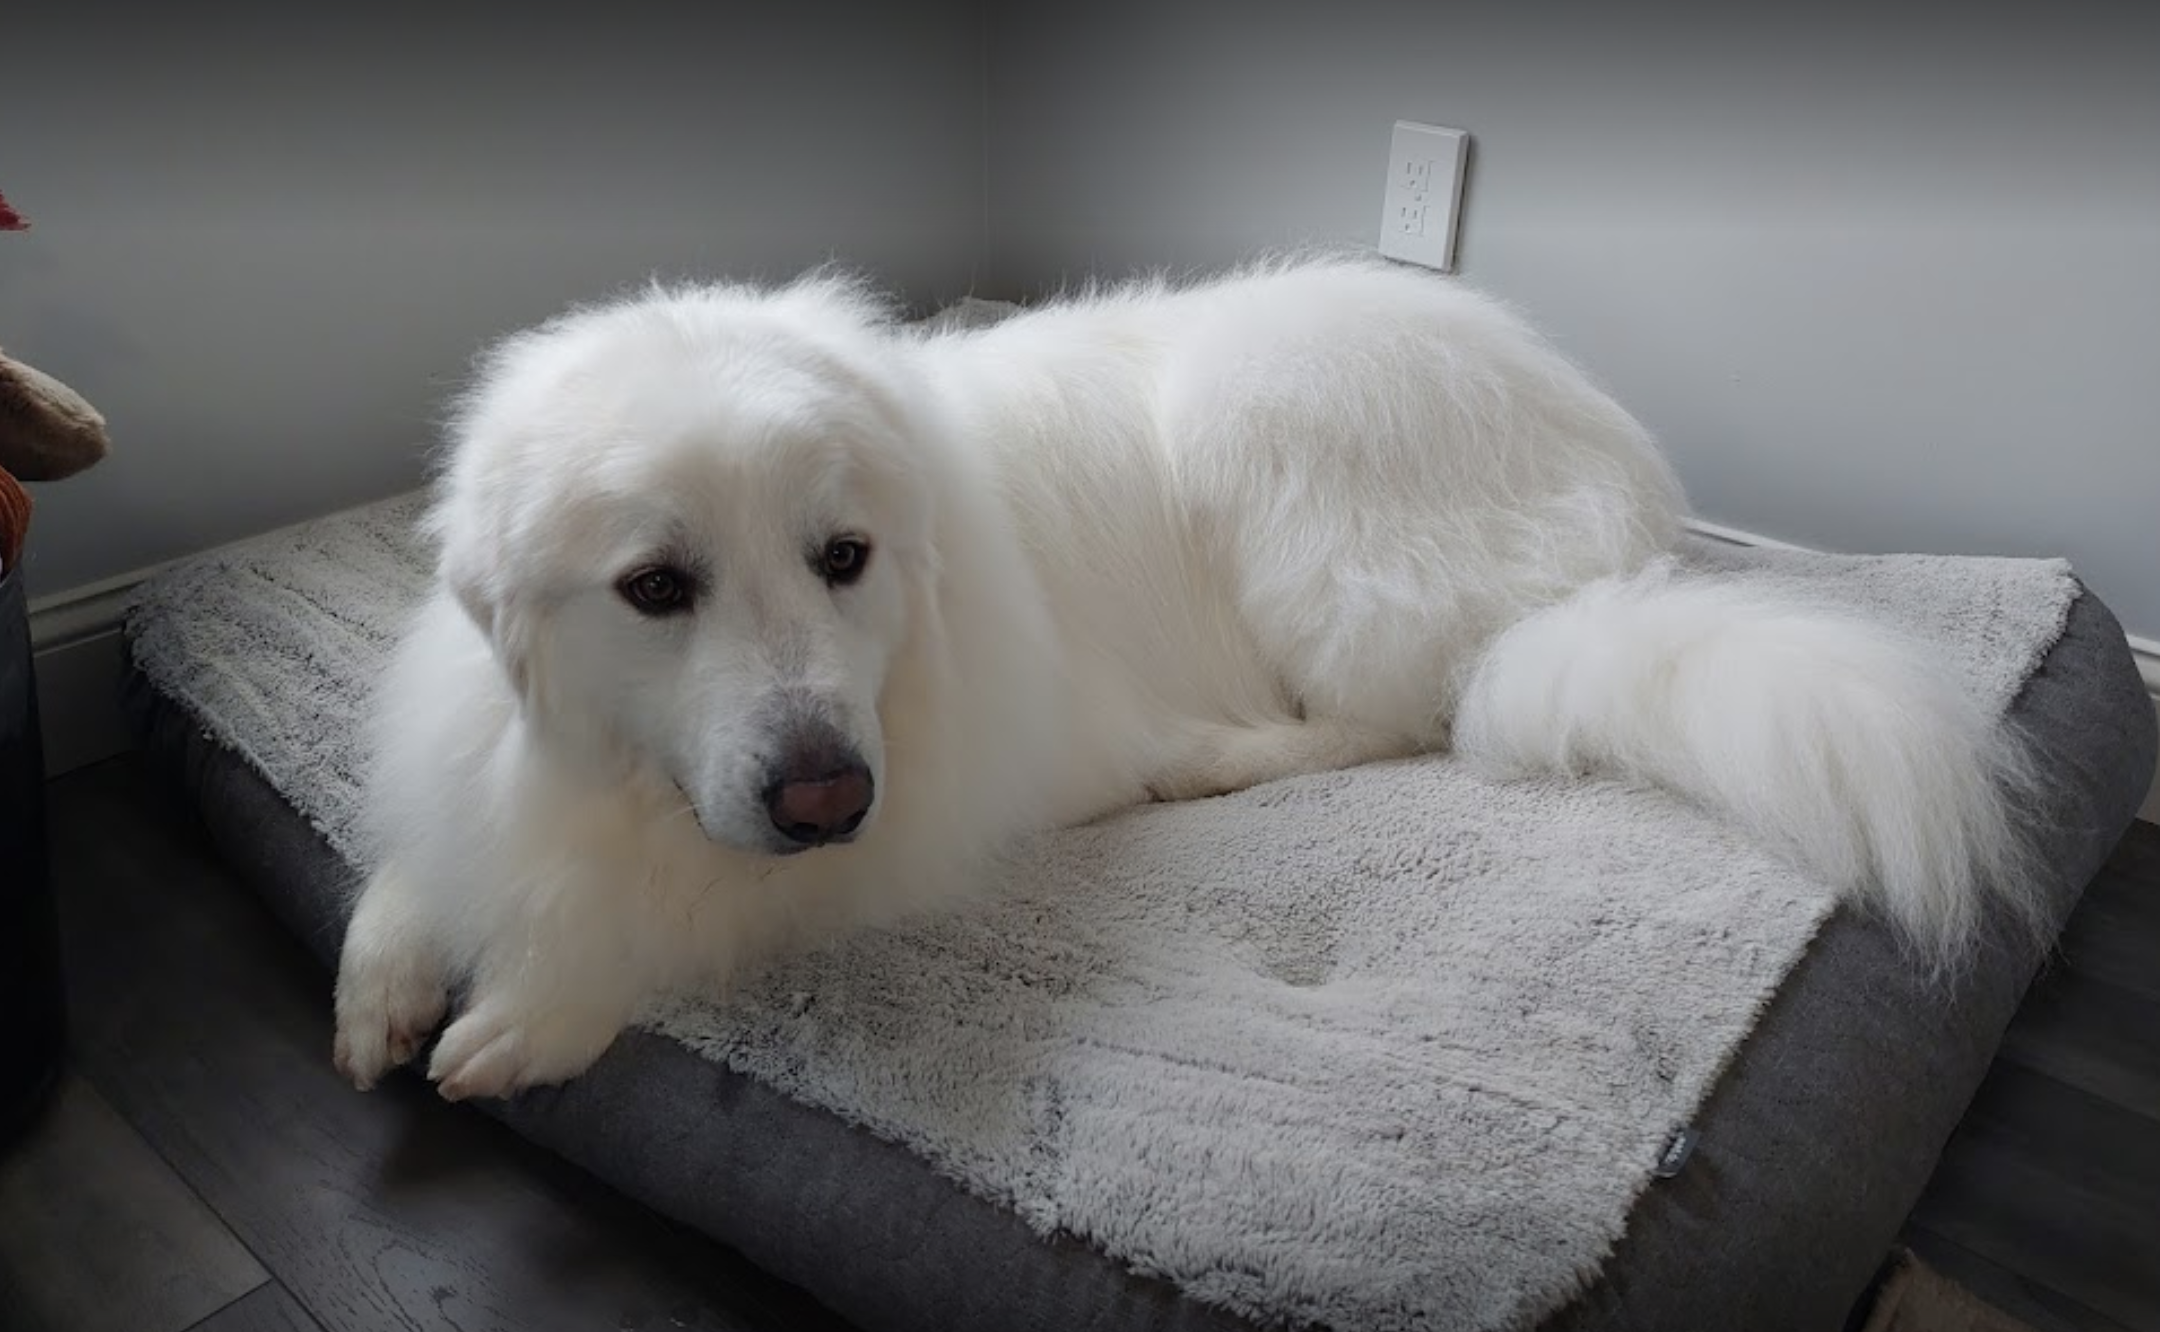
<box><xmin>763</xmin><ymin>753</ymin><xmax>874</xmax><ymax>847</ymax></box>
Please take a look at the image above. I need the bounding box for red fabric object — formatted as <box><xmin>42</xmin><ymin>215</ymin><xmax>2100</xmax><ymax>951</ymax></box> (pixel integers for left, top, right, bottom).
<box><xmin>0</xmin><ymin>191</ymin><xmax>28</xmax><ymax>232</ymax></box>
<box><xmin>0</xmin><ymin>465</ymin><xmax>29</xmax><ymax>573</ymax></box>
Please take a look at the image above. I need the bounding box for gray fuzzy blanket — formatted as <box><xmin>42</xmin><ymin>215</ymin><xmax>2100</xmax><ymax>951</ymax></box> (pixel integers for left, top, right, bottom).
<box><xmin>126</xmin><ymin>489</ymin><xmax>2076</xmax><ymax>1332</ymax></box>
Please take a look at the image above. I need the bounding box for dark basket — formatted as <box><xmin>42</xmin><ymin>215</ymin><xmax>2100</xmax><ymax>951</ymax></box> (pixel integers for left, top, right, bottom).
<box><xmin>0</xmin><ymin>564</ymin><xmax>65</xmax><ymax>1146</ymax></box>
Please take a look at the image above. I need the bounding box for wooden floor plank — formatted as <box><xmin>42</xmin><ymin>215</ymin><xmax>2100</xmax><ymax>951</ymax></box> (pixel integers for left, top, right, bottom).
<box><xmin>1909</xmin><ymin>1064</ymin><xmax>2160</xmax><ymax>1330</ymax></box>
<box><xmin>2049</xmin><ymin>822</ymin><xmax>2160</xmax><ymax>1003</ymax></box>
<box><xmin>1902</xmin><ymin>1228</ymin><xmax>2135</xmax><ymax>1332</ymax></box>
<box><xmin>1898</xmin><ymin>820</ymin><xmax>2160</xmax><ymax>1332</ymax></box>
<box><xmin>1948</xmin><ymin>1061</ymin><xmax>2160</xmax><ymax>1206</ymax></box>
<box><xmin>43</xmin><ymin>757</ymin><xmax>854</xmax><ymax>1332</ymax></box>
<box><xmin>188</xmin><ymin>1283</ymin><xmax>328</xmax><ymax>1332</ymax></box>
<box><xmin>0</xmin><ymin>1074</ymin><xmax>267</xmax><ymax>1332</ymax></box>
<box><xmin>1997</xmin><ymin>969</ymin><xmax>2160</xmax><ymax>1125</ymax></box>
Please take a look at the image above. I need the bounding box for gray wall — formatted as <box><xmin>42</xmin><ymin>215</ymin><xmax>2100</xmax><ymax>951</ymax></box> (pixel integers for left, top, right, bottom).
<box><xmin>1</xmin><ymin>3</ymin><xmax>986</xmax><ymax>595</ymax></box>
<box><xmin>986</xmin><ymin>1</ymin><xmax>2160</xmax><ymax>640</ymax></box>
<box><xmin>8</xmin><ymin>3</ymin><xmax>2155</xmax><ymax>643</ymax></box>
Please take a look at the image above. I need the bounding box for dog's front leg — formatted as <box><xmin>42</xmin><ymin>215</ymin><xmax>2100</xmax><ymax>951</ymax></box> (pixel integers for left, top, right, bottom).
<box><xmin>334</xmin><ymin>862</ymin><xmax>452</xmax><ymax>1090</ymax></box>
<box><xmin>425</xmin><ymin>894</ymin><xmax>651</xmax><ymax>1102</ymax></box>
<box><xmin>1148</xmin><ymin>717</ymin><xmax>1420</xmax><ymax>802</ymax></box>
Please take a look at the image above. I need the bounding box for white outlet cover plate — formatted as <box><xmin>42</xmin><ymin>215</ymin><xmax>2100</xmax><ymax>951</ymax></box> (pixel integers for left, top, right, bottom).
<box><xmin>1378</xmin><ymin>121</ymin><xmax>1468</xmax><ymax>273</ymax></box>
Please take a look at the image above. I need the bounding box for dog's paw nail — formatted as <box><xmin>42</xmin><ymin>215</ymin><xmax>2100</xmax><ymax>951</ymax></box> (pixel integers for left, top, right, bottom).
<box><xmin>332</xmin><ymin>1036</ymin><xmax>374</xmax><ymax>1091</ymax></box>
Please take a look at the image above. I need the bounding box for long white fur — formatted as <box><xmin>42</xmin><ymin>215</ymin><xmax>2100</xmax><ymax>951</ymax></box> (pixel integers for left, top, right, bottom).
<box><xmin>333</xmin><ymin>253</ymin><xmax>2036</xmax><ymax>1101</ymax></box>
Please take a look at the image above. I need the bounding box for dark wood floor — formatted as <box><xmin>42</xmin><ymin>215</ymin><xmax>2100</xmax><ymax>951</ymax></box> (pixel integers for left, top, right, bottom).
<box><xmin>3</xmin><ymin>754</ymin><xmax>2157</xmax><ymax>1332</ymax></box>
<box><xmin>3</xmin><ymin>757</ymin><xmax>855</xmax><ymax>1332</ymax></box>
<box><xmin>1900</xmin><ymin>817</ymin><xmax>2160</xmax><ymax>1332</ymax></box>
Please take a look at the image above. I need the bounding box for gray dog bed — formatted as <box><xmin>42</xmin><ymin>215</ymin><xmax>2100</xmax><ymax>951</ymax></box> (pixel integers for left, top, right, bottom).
<box><xmin>121</xmin><ymin>489</ymin><xmax>2154</xmax><ymax>1332</ymax></box>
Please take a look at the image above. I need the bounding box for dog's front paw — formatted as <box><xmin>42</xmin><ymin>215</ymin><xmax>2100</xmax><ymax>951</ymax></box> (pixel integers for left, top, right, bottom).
<box><xmin>425</xmin><ymin>992</ymin><xmax>628</xmax><ymax>1102</ymax></box>
<box><xmin>333</xmin><ymin>903</ymin><xmax>450</xmax><ymax>1091</ymax></box>
<box><xmin>333</xmin><ymin>967</ymin><xmax>448</xmax><ymax>1091</ymax></box>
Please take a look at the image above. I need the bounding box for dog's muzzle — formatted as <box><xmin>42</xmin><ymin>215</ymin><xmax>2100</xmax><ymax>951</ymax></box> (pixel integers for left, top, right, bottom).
<box><xmin>759</xmin><ymin>719</ymin><xmax>874</xmax><ymax>849</ymax></box>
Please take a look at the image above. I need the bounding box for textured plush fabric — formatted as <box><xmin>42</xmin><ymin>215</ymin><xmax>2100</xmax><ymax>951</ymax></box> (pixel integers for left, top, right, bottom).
<box><xmin>126</xmin><ymin>490</ymin><xmax>2088</xmax><ymax>1332</ymax></box>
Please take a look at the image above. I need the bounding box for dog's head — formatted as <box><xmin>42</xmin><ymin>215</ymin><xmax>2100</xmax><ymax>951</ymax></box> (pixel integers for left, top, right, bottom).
<box><xmin>431</xmin><ymin>273</ymin><xmax>941</xmax><ymax>857</ymax></box>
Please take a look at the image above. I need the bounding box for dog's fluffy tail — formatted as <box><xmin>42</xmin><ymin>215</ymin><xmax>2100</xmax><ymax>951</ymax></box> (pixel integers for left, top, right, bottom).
<box><xmin>1454</xmin><ymin>562</ymin><xmax>2040</xmax><ymax>971</ymax></box>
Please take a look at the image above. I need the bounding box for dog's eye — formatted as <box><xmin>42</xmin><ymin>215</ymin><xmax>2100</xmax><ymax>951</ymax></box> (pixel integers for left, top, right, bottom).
<box><xmin>819</xmin><ymin>536</ymin><xmax>872</xmax><ymax>587</ymax></box>
<box><xmin>618</xmin><ymin>565</ymin><xmax>693</xmax><ymax>616</ymax></box>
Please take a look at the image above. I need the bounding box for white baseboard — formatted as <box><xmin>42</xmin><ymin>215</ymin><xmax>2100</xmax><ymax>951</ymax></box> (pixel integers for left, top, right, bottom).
<box><xmin>26</xmin><ymin>518</ymin><xmax>2160</xmax><ymax>820</ymax></box>
<box><xmin>33</xmin><ymin>628</ymin><xmax>134</xmax><ymax>775</ymax></box>
<box><xmin>1681</xmin><ymin>517</ymin><xmax>1811</xmax><ymax>552</ymax></box>
<box><xmin>28</xmin><ymin>561</ymin><xmax>172</xmax><ymax>777</ymax></box>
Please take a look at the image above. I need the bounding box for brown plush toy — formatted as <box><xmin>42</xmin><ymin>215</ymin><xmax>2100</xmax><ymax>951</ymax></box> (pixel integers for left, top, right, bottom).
<box><xmin>0</xmin><ymin>347</ymin><xmax>113</xmax><ymax>574</ymax></box>
<box><xmin>0</xmin><ymin>469</ymin><xmax>27</xmax><ymax>575</ymax></box>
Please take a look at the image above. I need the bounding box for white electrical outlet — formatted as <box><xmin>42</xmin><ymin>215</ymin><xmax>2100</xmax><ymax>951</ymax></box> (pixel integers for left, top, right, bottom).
<box><xmin>1378</xmin><ymin>121</ymin><xmax>1467</xmax><ymax>272</ymax></box>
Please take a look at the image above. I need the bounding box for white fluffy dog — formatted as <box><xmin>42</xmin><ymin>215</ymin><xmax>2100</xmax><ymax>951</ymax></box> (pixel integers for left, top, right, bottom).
<box><xmin>333</xmin><ymin>255</ymin><xmax>2035</xmax><ymax>1101</ymax></box>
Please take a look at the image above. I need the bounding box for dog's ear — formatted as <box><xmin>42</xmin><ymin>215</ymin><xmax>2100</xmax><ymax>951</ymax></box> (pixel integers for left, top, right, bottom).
<box><xmin>444</xmin><ymin>548</ymin><xmax>495</xmax><ymax>637</ymax></box>
<box><xmin>440</xmin><ymin>537</ymin><xmax>537</xmax><ymax>702</ymax></box>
